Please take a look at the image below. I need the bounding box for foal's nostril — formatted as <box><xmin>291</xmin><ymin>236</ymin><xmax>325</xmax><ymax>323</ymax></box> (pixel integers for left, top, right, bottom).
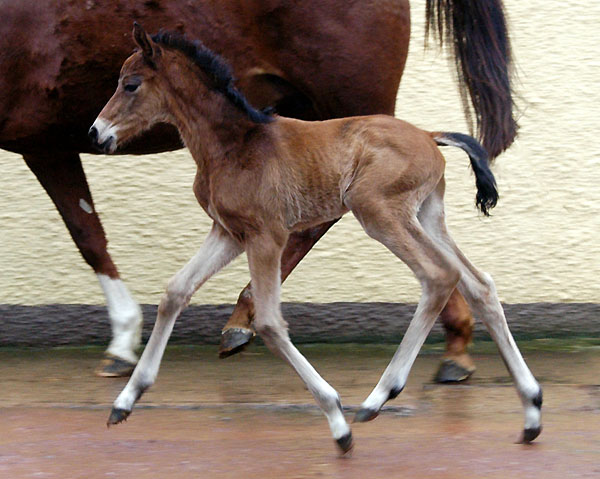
<box><xmin>88</xmin><ymin>126</ymin><xmax>98</xmax><ymax>142</ymax></box>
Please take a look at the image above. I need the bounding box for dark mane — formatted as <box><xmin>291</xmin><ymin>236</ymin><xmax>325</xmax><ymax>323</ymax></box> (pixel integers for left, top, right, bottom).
<box><xmin>151</xmin><ymin>30</ymin><xmax>274</xmax><ymax>124</ymax></box>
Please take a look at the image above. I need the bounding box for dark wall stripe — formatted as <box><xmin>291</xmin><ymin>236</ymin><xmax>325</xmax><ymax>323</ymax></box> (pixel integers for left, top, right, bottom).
<box><xmin>0</xmin><ymin>302</ymin><xmax>599</xmax><ymax>347</ymax></box>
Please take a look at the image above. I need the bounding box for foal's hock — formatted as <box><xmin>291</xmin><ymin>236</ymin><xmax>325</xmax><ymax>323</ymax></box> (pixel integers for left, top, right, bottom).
<box><xmin>92</xmin><ymin>25</ymin><xmax>541</xmax><ymax>454</ymax></box>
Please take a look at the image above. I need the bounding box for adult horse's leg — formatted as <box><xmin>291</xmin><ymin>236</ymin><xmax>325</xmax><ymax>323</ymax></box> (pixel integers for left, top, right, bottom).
<box><xmin>23</xmin><ymin>152</ymin><xmax>142</xmax><ymax>377</ymax></box>
<box><xmin>434</xmin><ymin>289</ymin><xmax>476</xmax><ymax>382</ymax></box>
<box><xmin>219</xmin><ymin>220</ymin><xmax>338</xmax><ymax>357</ymax></box>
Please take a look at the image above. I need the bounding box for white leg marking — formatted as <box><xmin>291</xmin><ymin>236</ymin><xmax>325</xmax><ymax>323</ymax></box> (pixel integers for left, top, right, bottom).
<box><xmin>79</xmin><ymin>198</ymin><xmax>93</xmax><ymax>214</ymax></box>
<box><xmin>97</xmin><ymin>274</ymin><xmax>143</xmax><ymax>364</ymax></box>
<box><xmin>114</xmin><ymin>224</ymin><xmax>243</xmax><ymax>413</ymax></box>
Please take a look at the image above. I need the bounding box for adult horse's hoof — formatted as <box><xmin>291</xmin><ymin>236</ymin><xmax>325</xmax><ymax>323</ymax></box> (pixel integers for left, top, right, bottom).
<box><xmin>519</xmin><ymin>426</ymin><xmax>542</xmax><ymax>444</ymax></box>
<box><xmin>218</xmin><ymin>327</ymin><xmax>255</xmax><ymax>358</ymax></box>
<box><xmin>107</xmin><ymin>407</ymin><xmax>131</xmax><ymax>426</ymax></box>
<box><xmin>434</xmin><ymin>358</ymin><xmax>475</xmax><ymax>383</ymax></box>
<box><xmin>95</xmin><ymin>355</ymin><xmax>136</xmax><ymax>378</ymax></box>
<box><xmin>353</xmin><ymin>408</ymin><xmax>379</xmax><ymax>423</ymax></box>
<box><xmin>335</xmin><ymin>432</ymin><xmax>354</xmax><ymax>454</ymax></box>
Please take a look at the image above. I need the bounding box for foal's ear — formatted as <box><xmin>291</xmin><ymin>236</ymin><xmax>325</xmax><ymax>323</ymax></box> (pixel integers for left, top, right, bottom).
<box><xmin>133</xmin><ymin>22</ymin><xmax>159</xmax><ymax>63</ymax></box>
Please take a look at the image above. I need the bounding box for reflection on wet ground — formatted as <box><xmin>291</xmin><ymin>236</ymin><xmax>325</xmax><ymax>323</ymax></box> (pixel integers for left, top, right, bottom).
<box><xmin>1</xmin><ymin>343</ymin><xmax>599</xmax><ymax>478</ymax></box>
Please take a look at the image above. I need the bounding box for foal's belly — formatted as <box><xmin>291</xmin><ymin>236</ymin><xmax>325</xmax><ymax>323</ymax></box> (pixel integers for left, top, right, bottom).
<box><xmin>285</xmin><ymin>195</ymin><xmax>350</xmax><ymax>233</ymax></box>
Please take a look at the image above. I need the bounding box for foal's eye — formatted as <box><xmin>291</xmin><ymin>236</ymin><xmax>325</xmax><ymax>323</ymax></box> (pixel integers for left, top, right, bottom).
<box><xmin>124</xmin><ymin>83</ymin><xmax>139</xmax><ymax>93</ymax></box>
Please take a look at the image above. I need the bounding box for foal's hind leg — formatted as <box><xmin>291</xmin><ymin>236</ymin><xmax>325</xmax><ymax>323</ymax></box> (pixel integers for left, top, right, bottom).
<box><xmin>108</xmin><ymin>224</ymin><xmax>242</xmax><ymax>424</ymax></box>
<box><xmin>349</xmin><ymin>201</ymin><xmax>461</xmax><ymax>422</ymax></box>
<box><xmin>24</xmin><ymin>152</ymin><xmax>142</xmax><ymax>377</ymax></box>
<box><xmin>245</xmin><ymin>232</ymin><xmax>352</xmax><ymax>454</ymax></box>
<box><xmin>418</xmin><ymin>181</ymin><xmax>542</xmax><ymax>442</ymax></box>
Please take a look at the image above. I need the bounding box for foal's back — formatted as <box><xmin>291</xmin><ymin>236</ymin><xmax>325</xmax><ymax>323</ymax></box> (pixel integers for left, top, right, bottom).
<box><xmin>257</xmin><ymin>115</ymin><xmax>445</xmax><ymax>232</ymax></box>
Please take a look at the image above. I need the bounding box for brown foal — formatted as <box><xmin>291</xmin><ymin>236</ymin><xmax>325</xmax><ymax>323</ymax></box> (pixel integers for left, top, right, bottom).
<box><xmin>91</xmin><ymin>25</ymin><xmax>541</xmax><ymax>453</ymax></box>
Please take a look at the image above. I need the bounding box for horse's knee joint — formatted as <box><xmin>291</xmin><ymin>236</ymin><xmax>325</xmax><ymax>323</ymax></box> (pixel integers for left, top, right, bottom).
<box><xmin>434</xmin><ymin>267</ymin><xmax>460</xmax><ymax>294</ymax></box>
<box><xmin>158</xmin><ymin>288</ymin><xmax>187</xmax><ymax>317</ymax></box>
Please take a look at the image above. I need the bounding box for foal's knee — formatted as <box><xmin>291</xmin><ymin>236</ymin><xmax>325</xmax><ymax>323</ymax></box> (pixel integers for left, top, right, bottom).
<box><xmin>427</xmin><ymin>266</ymin><xmax>460</xmax><ymax>298</ymax></box>
<box><xmin>157</xmin><ymin>282</ymin><xmax>189</xmax><ymax>318</ymax></box>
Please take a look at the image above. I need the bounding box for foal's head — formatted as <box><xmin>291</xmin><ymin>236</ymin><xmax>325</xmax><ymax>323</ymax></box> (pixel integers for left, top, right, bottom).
<box><xmin>89</xmin><ymin>23</ymin><xmax>272</xmax><ymax>154</ymax></box>
<box><xmin>89</xmin><ymin>23</ymin><xmax>170</xmax><ymax>154</ymax></box>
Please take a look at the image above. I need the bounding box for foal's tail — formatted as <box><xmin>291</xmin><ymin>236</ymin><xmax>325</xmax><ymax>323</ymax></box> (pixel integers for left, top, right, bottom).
<box><xmin>433</xmin><ymin>132</ymin><xmax>498</xmax><ymax>216</ymax></box>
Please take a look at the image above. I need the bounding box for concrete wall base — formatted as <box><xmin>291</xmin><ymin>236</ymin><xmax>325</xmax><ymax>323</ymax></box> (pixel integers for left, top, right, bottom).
<box><xmin>1</xmin><ymin>302</ymin><xmax>599</xmax><ymax>347</ymax></box>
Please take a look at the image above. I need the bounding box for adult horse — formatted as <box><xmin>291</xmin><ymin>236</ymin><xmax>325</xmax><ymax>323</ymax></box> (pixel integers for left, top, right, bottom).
<box><xmin>0</xmin><ymin>0</ymin><xmax>516</xmax><ymax>378</ymax></box>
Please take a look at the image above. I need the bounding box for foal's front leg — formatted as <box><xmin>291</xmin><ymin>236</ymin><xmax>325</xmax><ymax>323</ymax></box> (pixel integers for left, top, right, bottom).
<box><xmin>108</xmin><ymin>224</ymin><xmax>243</xmax><ymax>425</ymax></box>
<box><xmin>219</xmin><ymin>220</ymin><xmax>339</xmax><ymax>357</ymax></box>
<box><xmin>245</xmin><ymin>233</ymin><xmax>353</xmax><ymax>454</ymax></box>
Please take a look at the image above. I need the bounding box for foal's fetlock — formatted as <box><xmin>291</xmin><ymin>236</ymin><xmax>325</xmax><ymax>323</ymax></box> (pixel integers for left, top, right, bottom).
<box><xmin>353</xmin><ymin>397</ymin><xmax>384</xmax><ymax>423</ymax></box>
<box><xmin>519</xmin><ymin>387</ymin><xmax>543</xmax><ymax>443</ymax></box>
<box><xmin>99</xmin><ymin>306</ymin><xmax>143</xmax><ymax>377</ymax></box>
<box><xmin>108</xmin><ymin>380</ymin><xmax>152</xmax><ymax>427</ymax></box>
<box><xmin>354</xmin><ymin>383</ymin><xmax>403</xmax><ymax>423</ymax></box>
<box><xmin>326</xmin><ymin>396</ymin><xmax>353</xmax><ymax>454</ymax></box>
<box><xmin>353</xmin><ymin>406</ymin><xmax>380</xmax><ymax>423</ymax></box>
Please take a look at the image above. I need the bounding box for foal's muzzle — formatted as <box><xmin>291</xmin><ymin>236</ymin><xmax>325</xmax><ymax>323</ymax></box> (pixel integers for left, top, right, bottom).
<box><xmin>88</xmin><ymin>124</ymin><xmax>116</xmax><ymax>154</ymax></box>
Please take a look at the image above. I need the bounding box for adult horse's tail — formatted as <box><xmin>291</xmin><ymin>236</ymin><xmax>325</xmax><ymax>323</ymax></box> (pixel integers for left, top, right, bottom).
<box><xmin>433</xmin><ymin>132</ymin><xmax>498</xmax><ymax>216</ymax></box>
<box><xmin>426</xmin><ymin>0</ymin><xmax>517</xmax><ymax>159</ymax></box>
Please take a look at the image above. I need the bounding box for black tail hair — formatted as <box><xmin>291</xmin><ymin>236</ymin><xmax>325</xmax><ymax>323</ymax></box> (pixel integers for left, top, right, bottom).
<box><xmin>426</xmin><ymin>0</ymin><xmax>518</xmax><ymax>159</ymax></box>
<box><xmin>434</xmin><ymin>132</ymin><xmax>498</xmax><ymax>216</ymax></box>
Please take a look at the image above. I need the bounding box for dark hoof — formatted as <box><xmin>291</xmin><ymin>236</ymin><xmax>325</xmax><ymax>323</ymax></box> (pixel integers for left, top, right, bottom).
<box><xmin>519</xmin><ymin>426</ymin><xmax>542</xmax><ymax>444</ymax></box>
<box><xmin>434</xmin><ymin>359</ymin><xmax>475</xmax><ymax>383</ymax></box>
<box><xmin>95</xmin><ymin>356</ymin><xmax>136</xmax><ymax>378</ymax></box>
<box><xmin>335</xmin><ymin>432</ymin><xmax>354</xmax><ymax>454</ymax></box>
<box><xmin>218</xmin><ymin>328</ymin><xmax>255</xmax><ymax>358</ymax></box>
<box><xmin>353</xmin><ymin>407</ymin><xmax>379</xmax><ymax>423</ymax></box>
<box><xmin>107</xmin><ymin>407</ymin><xmax>131</xmax><ymax>427</ymax></box>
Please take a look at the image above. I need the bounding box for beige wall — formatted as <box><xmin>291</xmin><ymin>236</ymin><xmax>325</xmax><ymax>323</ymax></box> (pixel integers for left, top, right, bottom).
<box><xmin>1</xmin><ymin>0</ymin><xmax>599</xmax><ymax>306</ymax></box>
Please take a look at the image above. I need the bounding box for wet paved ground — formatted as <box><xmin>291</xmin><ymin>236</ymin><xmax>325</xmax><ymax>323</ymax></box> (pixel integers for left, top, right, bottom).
<box><xmin>1</xmin><ymin>342</ymin><xmax>599</xmax><ymax>478</ymax></box>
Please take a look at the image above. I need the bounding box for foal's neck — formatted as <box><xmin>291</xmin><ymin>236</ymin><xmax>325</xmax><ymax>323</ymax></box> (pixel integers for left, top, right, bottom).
<box><xmin>164</xmin><ymin>67</ymin><xmax>265</xmax><ymax>171</ymax></box>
